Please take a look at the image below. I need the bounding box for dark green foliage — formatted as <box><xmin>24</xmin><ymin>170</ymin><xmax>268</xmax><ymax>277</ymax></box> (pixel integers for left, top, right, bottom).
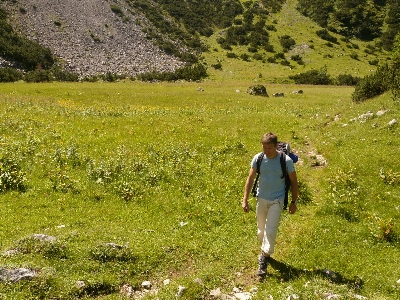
<box><xmin>259</xmin><ymin>0</ymin><xmax>284</xmax><ymax>13</ymax></box>
<box><xmin>291</xmin><ymin>54</ymin><xmax>304</xmax><ymax>65</ymax></box>
<box><xmin>137</xmin><ymin>63</ymin><xmax>207</xmax><ymax>82</ymax></box>
<box><xmin>297</xmin><ymin>0</ymin><xmax>385</xmax><ymax>40</ymax></box>
<box><xmin>279</xmin><ymin>35</ymin><xmax>296</xmax><ymax>51</ymax></box>
<box><xmin>240</xmin><ymin>53</ymin><xmax>250</xmax><ymax>61</ymax></box>
<box><xmin>297</xmin><ymin>0</ymin><xmax>335</xmax><ymax>27</ymax></box>
<box><xmin>316</xmin><ymin>29</ymin><xmax>338</xmax><ymax>44</ymax></box>
<box><xmin>0</xmin><ymin>7</ymin><xmax>54</xmax><ymax>71</ymax></box>
<box><xmin>219</xmin><ymin>2</ymin><xmax>274</xmax><ymax>52</ymax></box>
<box><xmin>51</xmin><ymin>66</ymin><xmax>79</xmax><ymax>82</ymax></box>
<box><xmin>226</xmin><ymin>52</ymin><xmax>238</xmax><ymax>58</ymax></box>
<box><xmin>335</xmin><ymin>74</ymin><xmax>360</xmax><ymax>86</ymax></box>
<box><xmin>127</xmin><ymin>0</ymin><xmax>204</xmax><ymax>58</ymax></box>
<box><xmin>352</xmin><ymin>60</ymin><xmax>400</xmax><ymax>102</ymax></box>
<box><xmin>289</xmin><ymin>66</ymin><xmax>332</xmax><ymax>85</ymax></box>
<box><xmin>381</xmin><ymin>2</ymin><xmax>400</xmax><ymax>51</ymax></box>
<box><xmin>110</xmin><ymin>4</ymin><xmax>124</xmax><ymax>17</ymax></box>
<box><xmin>24</xmin><ymin>69</ymin><xmax>53</xmax><ymax>82</ymax></box>
<box><xmin>0</xmin><ymin>67</ymin><xmax>23</xmax><ymax>82</ymax></box>
<box><xmin>211</xmin><ymin>62</ymin><xmax>222</xmax><ymax>69</ymax></box>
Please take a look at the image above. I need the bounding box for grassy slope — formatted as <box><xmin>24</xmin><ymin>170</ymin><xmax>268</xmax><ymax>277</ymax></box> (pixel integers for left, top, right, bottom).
<box><xmin>204</xmin><ymin>0</ymin><xmax>388</xmax><ymax>83</ymax></box>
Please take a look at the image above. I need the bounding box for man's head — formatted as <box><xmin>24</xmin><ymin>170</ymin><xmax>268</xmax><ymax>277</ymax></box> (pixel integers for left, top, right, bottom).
<box><xmin>261</xmin><ymin>132</ymin><xmax>278</xmax><ymax>158</ymax></box>
<box><xmin>261</xmin><ymin>132</ymin><xmax>278</xmax><ymax>145</ymax></box>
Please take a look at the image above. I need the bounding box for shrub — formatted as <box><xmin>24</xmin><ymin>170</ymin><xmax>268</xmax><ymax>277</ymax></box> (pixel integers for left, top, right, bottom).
<box><xmin>252</xmin><ymin>53</ymin><xmax>263</xmax><ymax>60</ymax></box>
<box><xmin>291</xmin><ymin>54</ymin><xmax>304</xmax><ymax>65</ymax></box>
<box><xmin>369</xmin><ymin>59</ymin><xmax>379</xmax><ymax>65</ymax></box>
<box><xmin>24</xmin><ymin>69</ymin><xmax>54</xmax><ymax>82</ymax></box>
<box><xmin>335</xmin><ymin>74</ymin><xmax>360</xmax><ymax>86</ymax></box>
<box><xmin>226</xmin><ymin>52</ymin><xmax>238</xmax><ymax>58</ymax></box>
<box><xmin>110</xmin><ymin>4</ymin><xmax>124</xmax><ymax>17</ymax></box>
<box><xmin>274</xmin><ymin>52</ymin><xmax>285</xmax><ymax>60</ymax></box>
<box><xmin>0</xmin><ymin>67</ymin><xmax>23</xmax><ymax>82</ymax></box>
<box><xmin>240</xmin><ymin>53</ymin><xmax>250</xmax><ymax>61</ymax></box>
<box><xmin>316</xmin><ymin>29</ymin><xmax>338</xmax><ymax>44</ymax></box>
<box><xmin>211</xmin><ymin>62</ymin><xmax>222</xmax><ymax>69</ymax></box>
<box><xmin>289</xmin><ymin>66</ymin><xmax>332</xmax><ymax>85</ymax></box>
<box><xmin>279</xmin><ymin>35</ymin><xmax>296</xmax><ymax>51</ymax></box>
<box><xmin>350</xmin><ymin>52</ymin><xmax>359</xmax><ymax>60</ymax></box>
<box><xmin>137</xmin><ymin>63</ymin><xmax>207</xmax><ymax>82</ymax></box>
<box><xmin>352</xmin><ymin>62</ymin><xmax>396</xmax><ymax>102</ymax></box>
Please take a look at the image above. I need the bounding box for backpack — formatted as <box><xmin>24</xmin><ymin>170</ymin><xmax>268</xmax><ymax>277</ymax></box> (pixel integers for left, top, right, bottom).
<box><xmin>251</xmin><ymin>142</ymin><xmax>298</xmax><ymax>210</ymax></box>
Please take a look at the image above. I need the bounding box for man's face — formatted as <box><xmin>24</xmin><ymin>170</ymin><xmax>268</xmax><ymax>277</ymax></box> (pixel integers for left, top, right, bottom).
<box><xmin>262</xmin><ymin>142</ymin><xmax>277</xmax><ymax>158</ymax></box>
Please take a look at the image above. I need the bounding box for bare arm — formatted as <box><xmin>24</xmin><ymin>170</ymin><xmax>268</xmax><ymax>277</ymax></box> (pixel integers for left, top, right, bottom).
<box><xmin>242</xmin><ymin>167</ymin><xmax>257</xmax><ymax>213</ymax></box>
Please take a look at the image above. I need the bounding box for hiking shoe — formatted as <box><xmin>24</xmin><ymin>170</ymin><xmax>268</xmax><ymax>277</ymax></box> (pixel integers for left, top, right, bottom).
<box><xmin>257</xmin><ymin>254</ymin><xmax>269</xmax><ymax>276</ymax></box>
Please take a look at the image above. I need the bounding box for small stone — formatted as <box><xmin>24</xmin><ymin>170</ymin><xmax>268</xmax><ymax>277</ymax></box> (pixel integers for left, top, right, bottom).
<box><xmin>0</xmin><ymin>268</ymin><xmax>36</xmax><ymax>283</ymax></box>
<box><xmin>32</xmin><ymin>234</ymin><xmax>56</xmax><ymax>242</ymax></box>
<box><xmin>176</xmin><ymin>285</ymin><xmax>186</xmax><ymax>297</ymax></box>
<box><xmin>76</xmin><ymin>280</ymin><xmax>86</xmax><ymax>289</ymax></box>
<box><xmin>193</xmin><ymin>278</ymin><xmax>203</xmax><ymax>285</ymax></box>
<box><xmin>142</xmin><ymin>281</ymin><xmax>151</xmax><ymax>289</ymax></box>
<box><xmin>163</xmin><ymin>278</ymin><xmax>170</xmax><ymax>285</ymax></box>
<box><xmin>120</xmin><ymin>284</ymin><xmax>134</xmax><ymax>297</ymax></box>
<box><xmin>249</xmin><ymin>287</ymin><xmax>258</xmax><ymax>293</ymax></box>
<box><xmin>2</xmin><ymin>249</ymin><xmax>20</xmax><ymax>257</ymax></box>
<box><xmin>210</xmin><ymin>287</ymin><xmax>222</xmax><ymax>297</ymax></box>
<box><xmin>233</xmin><ymin>292</ymin><xmax>252</xmax><ymax>300</ymax></box>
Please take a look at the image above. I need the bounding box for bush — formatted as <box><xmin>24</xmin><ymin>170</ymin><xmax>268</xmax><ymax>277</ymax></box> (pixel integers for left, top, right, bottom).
<box><xmin>137</xmin><ymin>63</ymin><xmax>207</xmax><ymax>82</ymax></box>
<box><xmin>211</xmin><ymin>62</ymin><xmax>222</xmax><ymax>69</ymax></box>
<box><xmin>316</xmin><ymin>29</ymin><xmax>338</xmax><ymax>44</ymax></box>
<box><xmin>289</xmin><ymin>66</ymin><xmax>332</xmax><ymax>85</ymax></box>
<box><xmin>291</xmin><ymin>54</ymin><xmax>304</xmax><ymax>65</ymax></box>
<box><xmin>0</xmin><ymin>67</ymin><xmax>23</xmax><ymax>82</ymax></box>
<box><xmin>352</xmin><ymin>62</ymin><xmax>396</xmax><ymax>102</ymax></box>
<box><xmin>252</xmin><ymin>53</ymin><xmax>263</xmax><ymax>60</ymax></box>
<box><xmin>279</xmin><ymin>35</ymin><xmax>296</xmax><ymax>51</ymax></box>
<box><xmin>335</xmin><ymin>74</ymin><xmax>360</xmax><ymax>86</ymax></box>
<box><xmin>226</xmin><ymin>52</ymin><xmax>238</xmax><ymax>58</ymax></box>
<box><xmin>240</xmin><ymin>53</ymin><xmax>250</xmax><ymax>61</ymax></box>
<box><xmin>24</xmin><ymin>69</ymin><xmax>54</xmax><ymax>82</ymax></box>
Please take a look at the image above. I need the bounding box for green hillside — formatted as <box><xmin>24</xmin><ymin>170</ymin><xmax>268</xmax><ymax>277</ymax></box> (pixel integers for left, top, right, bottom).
<box><xmin>1</xmin><ymin>0</ymin><xmax>399</xmax><ymax>83</ymax></box>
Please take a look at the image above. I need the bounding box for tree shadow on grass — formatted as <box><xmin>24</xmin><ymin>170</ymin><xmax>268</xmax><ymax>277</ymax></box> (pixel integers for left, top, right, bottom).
<box><xmin>261</xmin><ymin>258</ymin><xmax>363</xmax><ymax>290</ymax></box>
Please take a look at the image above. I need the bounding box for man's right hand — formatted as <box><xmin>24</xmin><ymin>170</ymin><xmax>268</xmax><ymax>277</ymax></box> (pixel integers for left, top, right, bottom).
<box><xmin>242</xmin><ymin>199</ymin><xmax>249</xmax><ymax>213</ymax></box>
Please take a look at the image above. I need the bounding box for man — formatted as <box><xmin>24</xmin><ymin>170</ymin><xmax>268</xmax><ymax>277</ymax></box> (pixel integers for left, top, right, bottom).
<box><xmin>242</xmin><ymin>132</ymin><xmax>299</xmax><ymax>276</ymax></box>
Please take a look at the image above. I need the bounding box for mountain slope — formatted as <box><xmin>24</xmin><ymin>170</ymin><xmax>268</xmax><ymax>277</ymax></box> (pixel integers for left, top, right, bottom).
<box><xmin>0</xmin><ymin>0</ymin><xmax>396</xmax><ymax>81</ymax></box>
<box><xmin>2</xmin><ymin>0</ymin><xmax>186</xmax><ymax>78</ymax></box>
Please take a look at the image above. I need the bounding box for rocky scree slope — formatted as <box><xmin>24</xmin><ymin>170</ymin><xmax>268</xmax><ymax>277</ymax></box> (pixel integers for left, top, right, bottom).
<box><xmin>2</xmin><ymin>0</ymin><xmax>186</xmax><ymax>78</ymax></box>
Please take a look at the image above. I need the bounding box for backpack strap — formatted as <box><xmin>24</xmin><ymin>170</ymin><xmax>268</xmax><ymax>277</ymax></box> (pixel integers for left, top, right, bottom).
<box><xmin>279</xmin><ymin>152</ymin><xmax>291</xmax><ymax>209</ymax></box>
<box><xmin>251</xmin><ymin>152</ymin><xmax>264</xmax><ymax>197</ymax></box>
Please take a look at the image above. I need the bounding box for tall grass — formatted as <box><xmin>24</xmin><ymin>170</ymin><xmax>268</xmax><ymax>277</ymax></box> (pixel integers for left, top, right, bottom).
<box><xmin>0</xmin><ymin>81</ymin><xmax>399</xmax><ymax>299</ymax></box>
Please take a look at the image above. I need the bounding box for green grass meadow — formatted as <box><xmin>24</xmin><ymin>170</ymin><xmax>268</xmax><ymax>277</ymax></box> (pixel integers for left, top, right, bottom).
<box><xmin>0</xmin><ymin>81</ymin><xmax>399</xmax><ymax>299</ymax></box>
